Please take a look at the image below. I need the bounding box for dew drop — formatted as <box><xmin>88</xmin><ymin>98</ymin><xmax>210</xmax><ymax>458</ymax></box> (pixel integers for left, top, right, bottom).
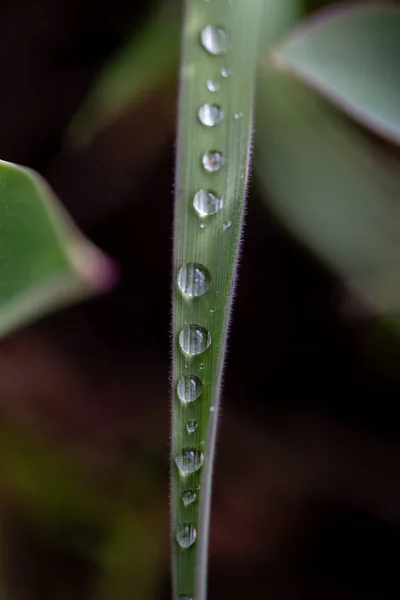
<box><xmin>175</xmin><ymin>447</ymin><xmax>204</xmax><ymax>475</ymax></box>
<box><xmin>210</xmin><ymin>306</ymin><xmax>216</xmax><ymax>313</ymax></box>
<box><xmin>193</xmin><ymin>189</ymin><xmax>223</xmax><ymax>217</ymax></box>
<box><xmin>222</xmin><ymin>220</ymin><xmax>232</xmax><ymax>230</ymax></box>
<box><xmin>198</xmin><ymin>103</ymin><xmax>224</xmax><ymax>127</ymax></box>
<box><xmin>199</xmin><ymin>362</ymin><xmax>204</xmax><ymax>370</ymax></box>
<box><xmin>221</xmin><ymin>66</ymin><xmax>233</xmax><ymax>78</ymax></box>
<box><xmin>181</xmin><ymin>490</ymin><xmax>197</xmax><ymax>506</ymax></box>
<box><xmin>200</xmin><ymin>223</ymin><xmax>206</xmax><ymax>229</ymax></box>
<box><xmin>177</xmin><ymin>375</ymin><xmax>203</xmax><ymax>404</ymax></box>
<box><xmin>234</xmin><ymin>111</ymin><xmax>244</xmax><ymax>120</ymax></box>
<box><xmin>177</xmin><ymin>263</ymin><xmax>211</xmax><ymax>298</ymax></box>
<box><xmin>202</xmin><ymin>151</ymin><xmax>224</xmax><ymax>173</ymax></box>
<box><xmin>179</xmin><ymin>325</ymin><xmax>211</xmax><ymax>356</ymax></box>
<box><xmin>210</xmin><ymin>406</ymin><xmax>215</xmax><ymax>412</ymax></box>
<box><xmin>206</xmin><ymin>79</ymin><xmax>220</xmax><ymax>92</ymax></box>
<box><xmin>176</xmin><ymin>522</ymin><xmax>197</xmax><ymax>549</ymax></box>
<box><xmin>201</xmin><ymin>25</ymin><xmax>229</xmax><ymax>56</ymax></box>
<box><xmin>186</xmin><ymin>420</ymin><xmax>198</xmax><ymax>434</ymax></box>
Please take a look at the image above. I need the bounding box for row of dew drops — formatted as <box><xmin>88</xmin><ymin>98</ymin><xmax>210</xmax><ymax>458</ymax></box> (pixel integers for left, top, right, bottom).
<box><xmin>175</xmin><ymin>23</ymin><xmax>235</xmax><ymax>599</ymax></box>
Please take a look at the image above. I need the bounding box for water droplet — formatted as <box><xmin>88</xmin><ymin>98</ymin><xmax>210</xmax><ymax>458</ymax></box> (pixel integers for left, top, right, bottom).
<box><xmin>202</xmin><ymin>151</ymin><xmax>224</xmax><ymax>173</ymax></box>
<box><xmin>234</xmin><ymin>111</ymin><xmax>244</xmax><ymax>120</ymax></box>
<box><xmin>179</xmin><ymin>596</ymin><xmax>193</xmax><ymax>600</ymax></box>
<box><xmin>222</xmin><ymin>220</ymin><xmax>232</xmax><ymax>230</ymax></box>
<box><xmin>177</xmin><ymin>375</ymin><xmax>203</xmax><ymax>404</ymax></box>
<box><xmin>186</xmin><ymin>420</ymin><xmax>198</xmax><ymax>433</ymax></box>
<box><xmin>201</xmin><ymin>25</ymin><xmax>229</xmax><ymax>56</ymax></box>
<box><xmin>193</xmin><ymin>189</ymin><xmax>223</xmax><ymax>217</ymax></box>
<box><xmin>206</xmin><ymin>79</ymin><xmax>220</xmax><ymax>92</ymax></box>
<box><xmin>210</xmin><ymin>406</ymin><xmax>215</xmax><ymax>412</ymax></box>
<box><xmin>199</xmin><ymin>362</ymin><xmax>204</xmax><ymax>370</ymax></box>
<box><xmin>175</xmin><ymin>447</ymin><xmax>204</xmax><ymax>475</ymax></box>
<box><xmin>196</xmin><ymin>484</ymin><xmax>201</xmax><ymax>491</ymax></box>
<box><xmin>185</xmin><ymin>362</ymin><xmax>189</xmax><ymax>369</ymax></box>
<box><xmin>200</xmin><ymin>223</ymin><xmax>206</xmax><ymax>229</ymax></box>
<box><xmin>179</xmin><ymin>325</ymin><xmax>211</xmax><ymax>356</ymax></box>
<box><xmin>176</xmin><ymin>523</ymin><xmax>197</xmax><ymax>549</ymax></box>
<box><xmin>210</xmin><ymin>306</ymin><xmax>216</xmax><ymax>313</ymax></box>
<box><xmin>221</xmin><ymin>66</ymin><xmax>233</xmax><ymax>78</ymax></box>
<box><xmin>177</xmin><ymin>263</ymin><xmax>211</xmax><ymax>298</ymax></box>
<box><xmin>198</xmin><ymin>103</ymin><xmax>223</xmax><ymax>127</ymax></box>
<box><xmin>181</xmin><ymin>490</ymin><xmax>197</xmax><ymax>506</ymax></box>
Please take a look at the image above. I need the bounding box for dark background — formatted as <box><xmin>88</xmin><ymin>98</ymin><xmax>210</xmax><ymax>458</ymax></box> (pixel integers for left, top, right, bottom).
<box><xmin>0</xmin><ymin>0</ymin><xmax>399</xmax><ymax>598</ymax></box>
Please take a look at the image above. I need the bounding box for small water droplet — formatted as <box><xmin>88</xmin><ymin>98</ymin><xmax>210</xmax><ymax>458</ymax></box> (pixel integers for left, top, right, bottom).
<box><xmin>234</xmin><ymin>111</ymin><xmax>244</xmax><ymax>120</ymax></box>
<box><xmin>186</xmin><ymin>420</ymin><xmax>198</xmax><ymax>433</ymax></box>
<box><xmin>222</xmin><ymin>220</ymin><xmax>232</xmax><ymax>230</ymax></box>
<box><xmin>175</xmin><ymin>447</ymin><xmax>204</xmax><ymax>475</ymax></box>
<box><xmin>185</xmin><ymin>362</ymin><xmax>189</xmax><ymax>369</ymax></box>
<box><xmin>221</xmin><ymin>66</ymin><xmax>233</xmax><ymax>78</ymax></box>
<box><xmin>177</xmin><ymin>263</ymin><xmax>211</xmax><ymax>298</ymax></box>
<box><xmin>210</xmin><ymin>406</ymin><xmax>215</xmax><ymax>412</ymax></box>
<box><xmin>176</xmin><ymin>523</ymin><xmax>197</xmax><ymax>549</ymax></box>
<box><xmin>210</xmin><ymin>306</ymin><xmax>216</xmax><ymax>313</ymax></box>
<box><xmin>199</xmin><ymin>362</ymin><xmax>204</xmax><ymax>370</ymax></box>
<box><xmin>198</xmin><ymin>103</ymin><xmax>223</xmax><ymax>127</ymax></box>
<box><xmin>193</xmin><ymin>189</ymin><xmax>223</xmax><ymax>217</ymax></box>
<box><xmin>179</xmin><ymin>325</ymin><xmax>211</xmax><ymax>356</ymax></box>
<box><xmin>202</xmin><ymin>151</ymin><xmax>224</xmax><ymax>173</ymax></box>
<box><xmin>200</xmin><ymin>223</ymin><xmax>206</xmax><ymax>229</ymax></box>
<box><xmin>177</xmin><ymin>375</ymin><xmax>203</xmax><ymax>404</ymax></box>
<box><xmin>181</xmin><ymin>490</ymin><xmax>197</xmax><ymax>506</ymax></box>
<box><xmin>206</xmin><ymin>79</ymin><xmax>220</xmax><ymax>92</ymax></box>
<box><xmin>196</xmin><ymin>484</ymin><xmax>201</xmax><ymax>491</ymax></box>
<box><xmin>201</xmin><ymin>25</ymin><xmax>229</xmax><ymax>56</ymax></box>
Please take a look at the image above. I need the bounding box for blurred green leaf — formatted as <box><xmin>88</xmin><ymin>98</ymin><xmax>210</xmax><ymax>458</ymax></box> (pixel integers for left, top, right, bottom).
<box><xmin>0</xmin><ymin>159</ymin><xmax>115</xmax><ymax>337</ymax></box>
<box><xmin>67</xmin><ymin>1</ymin><xmax>180</xmax><ymax>147</ymax></box>
<box><xmin>255</xmin><ymin>72</ymin><xmax>400</xmax><ymax>314</ymax></box>
<box><xmin>270</xmin><ymin>4</ymin><xmax>400</xmax><ymax>145</ymax></box>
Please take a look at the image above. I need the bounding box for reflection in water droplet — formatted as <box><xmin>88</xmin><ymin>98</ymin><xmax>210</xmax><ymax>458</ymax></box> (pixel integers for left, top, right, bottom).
<box><xmin>179</xmin><ymin>325</ymin><xmax>211</xmax><ymax>356</ymax></box>
<box><xmin>222</xmin><ymin>220</ymin><xmax>232</xmax><ymax>230</ymax></box>
<box><xmin>202</xmin><ymin>151</ymin><xmax>224</xmax><ymax>173</ymax></box>
<box><xmin>234</xmin><ymin>111</ymin><xmax>244</xmax><ymax>119</ymax></box>
<box><xmin>221</xmin><ymin>66</ymin><xmax>232</xmax><ymax>78</ymax></box>
<box><xmin>193</xmin><ymin>189</ymin><xmax>223</xmax><ymax>217</ymax></box>
<box><xmin>206</xmin><ymin>79</ymin><xmax>220</xmax><ymax>92</ymax></box>
<box><xmin>181</xmin><ymin>490</ymin><xmax>197</xmax><ymax>506</ymax></box>
<box><xmin>176</xmin><ymin>523</ymin><xmax>197</xmax><ymax>549</ymax></box>
<box><xmin>175</xmin><ymin>447</ymin><xmax>204</xmax><ymax>474</ymax></box>
<box><xmin>201</xmin><ymin>25</ymin><xmax>229</xmax><ymax>56</ymax></box>
<box><xmin>186</xmin><ymin>420</ymin><xmax>198</xmax><ymax>433</ymax></box>
<box><xmin>177</xmin><ymin>263</ymin><xmax>211</xmax><ymax>298</ymax></box>
<box><xmin>177</xmin><ymin>375</ymin><xmax>203</xmax><ymax>404</ymax></box>
<box><xmin>198</xmin><ymin>103</ymin><xmax>224</xmax><ymax>127</ymax></box>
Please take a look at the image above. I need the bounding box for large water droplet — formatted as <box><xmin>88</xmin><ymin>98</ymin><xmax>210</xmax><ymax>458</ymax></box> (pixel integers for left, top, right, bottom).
<box><xmin>186</xmin><ymin>420</ymin><xmax>198</xmax><ymax>433</ymax></box>
<box><xmin>181</xmin><ymin>490</ymin><xmax>197</xmax><ymax>506</ymax></box>
<box><xmin>198</xmin><ymin>103</ymin><xmax>223</xmax><ymax>127</ymax></box>
<box><xmin>176</xmin><ymin>523</ymin><xmax>197</xmax><ymax>548</ymax></box>
<box><xmin>206</xmin><ymin>79</ymin><xmax>220</xmax><ymax>92</ymax></box>
<box><xmin>177</xmin><ymin>375</ymin><xmax>203</xmax><ymax>404</ymax></box>
<box><xmin>175</xmin><ymin>447</ymin><xmax>204</xmax><ymax>475</ymax></box>
<box><xmin>193</xmin><ymin>189</ymin><xmax>223</xmax><ymax>217</ymax></box>
<box><xmin>202</xmin><ymin>151</ymin><xmax>224</xmax><ymax>173</ymax></box>
<box><xmin>179</xmin><ymin>325</ymin><xmax>211</xmax><ymax>356</ymax></box>
<box><xmin>177</xmin><ymin>263</ymin><xmax>211</xmax><ymax>298</ymax></box>
<box><xmin>201</xmin><ymin>25</ymin><xmax>229</xmax><ymax>56</ymax></box>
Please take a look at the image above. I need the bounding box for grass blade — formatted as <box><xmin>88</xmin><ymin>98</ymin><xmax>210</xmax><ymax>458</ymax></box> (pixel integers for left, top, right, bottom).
<box><xmin>171</xmin><ymin>2</ymin><xmax>261</xmax><ymax>599</ymax></box>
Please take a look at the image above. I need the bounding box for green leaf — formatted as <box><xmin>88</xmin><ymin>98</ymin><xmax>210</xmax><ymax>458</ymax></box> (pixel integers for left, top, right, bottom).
<box><xmin>255</xmin><ymin>71</ymin><xmax>400</xmax><ymax>315</ymax></box>
<box><xmin>0</xmin><ymin>159</ymin><xmax>115</xmax><ymax>337</ymax></box>
<box><xmin>172</xmin><ymin>2</ymin><xmax>261</xmax><ymax>599</ymax></box>
<box><xmin>270</xmin><ymin>4</ymin><xmax>400</xmax><ymax>145</ymax></box>
<box><xmin>67</xmin><ymin>1</ymin><xmax>180</xmax><ymax>147</ymax></box>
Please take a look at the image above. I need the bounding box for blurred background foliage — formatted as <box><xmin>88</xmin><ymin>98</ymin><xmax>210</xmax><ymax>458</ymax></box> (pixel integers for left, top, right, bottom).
<box><xmin>0</xmin><ymin>0</ymin><xmax>399</xmax><ymax>598</ymax></box>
